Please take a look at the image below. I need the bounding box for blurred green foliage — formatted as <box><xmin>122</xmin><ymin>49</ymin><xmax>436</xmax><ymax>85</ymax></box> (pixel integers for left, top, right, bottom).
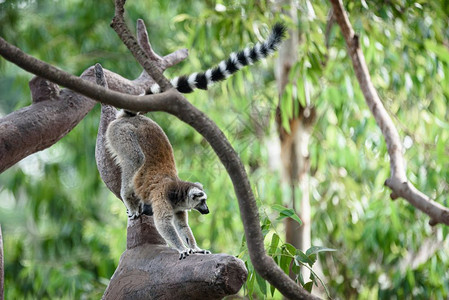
<box><xmin>1</xmin><ymin>0</ymin><xmax>449</xmax><ymax>299</ymax></box>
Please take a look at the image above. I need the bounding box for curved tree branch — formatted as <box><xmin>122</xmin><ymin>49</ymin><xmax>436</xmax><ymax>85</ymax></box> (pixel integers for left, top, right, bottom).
<box><xmin>329</xmin><ymin>0</ymin><xmax>449</xmax><ymax>226</ymax></box>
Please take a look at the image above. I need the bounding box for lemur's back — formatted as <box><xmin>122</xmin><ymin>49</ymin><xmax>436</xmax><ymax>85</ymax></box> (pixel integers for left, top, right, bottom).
<box><xmin>106</xmin><ymin>114</ymin><xmax>178</xmax><ymax>200</ymax></box>
<box><xmin>130</xmin><ymin>115</ymin><xmax>176</xmax><ymax>173</ymax></box>
<box><xmin>132</xmin><ymin>116</ymin><xmax>178</xmax><ymax>200</ymax></box>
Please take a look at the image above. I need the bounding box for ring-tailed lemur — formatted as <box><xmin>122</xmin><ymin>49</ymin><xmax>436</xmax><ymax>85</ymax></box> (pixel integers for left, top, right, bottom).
<box><xmin>106</xmin><ymin>115</ymin><xmax>210</xmax><ymax>259</ymax></box>
<box><xmin>105</xmin><ymin>24</ymin><xmax>286</xmax><ymax>259</ymax></box>
<box><xmin>146</xmin><ymin>23</ymin><xmax>286</xmax><ymax>95</ymax></box>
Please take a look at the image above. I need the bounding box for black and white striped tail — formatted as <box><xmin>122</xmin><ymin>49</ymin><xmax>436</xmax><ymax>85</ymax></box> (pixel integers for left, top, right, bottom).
<box><xmin>146</xmin><ymin>23</ymin><xmax>287</xmax><ymax>95</ymax></box>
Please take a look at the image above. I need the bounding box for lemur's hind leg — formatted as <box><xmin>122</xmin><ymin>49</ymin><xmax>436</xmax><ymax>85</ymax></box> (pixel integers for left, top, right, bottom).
<box><xmin>106</xmin><ymin>121</ymin><xmax>145</xmax><ymax>219</ymax></box>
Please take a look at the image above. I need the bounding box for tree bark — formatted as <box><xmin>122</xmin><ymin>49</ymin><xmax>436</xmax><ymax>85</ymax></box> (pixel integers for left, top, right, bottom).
<box><xmin>0</xmin><ymin>76</ymin><xmax>95</xmax><ymax>173</ymax></box>
<box><xmin>0</xmin><ymin>25</ymin><xmax>188</xmax><ymax>174</ymax></box>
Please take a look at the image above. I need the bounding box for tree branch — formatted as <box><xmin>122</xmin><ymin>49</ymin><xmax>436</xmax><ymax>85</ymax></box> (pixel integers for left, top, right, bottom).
<box><xmin>329</xmin><ymin>0</ymin><xmax>449</xmax><ymax>226</ymax></box>
<box><xmin>135</xmin><ymin>18</ymin><xmax>189</xmax><ymax>83</ymax></box>
<box><xmin>399</xmin><ymin>233</ymin><xmax>447</xmax><ymax>273</ymax></box>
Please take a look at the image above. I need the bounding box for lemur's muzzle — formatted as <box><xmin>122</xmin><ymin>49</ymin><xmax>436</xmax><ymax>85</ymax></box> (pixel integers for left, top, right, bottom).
<box><xmin>195</xmin><ymin>202</ymin><xmax>209</xmax><ymax>215</ymax></box>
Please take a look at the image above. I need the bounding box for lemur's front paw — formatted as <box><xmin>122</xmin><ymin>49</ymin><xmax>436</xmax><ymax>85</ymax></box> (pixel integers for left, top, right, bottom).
<box><xmin>179</xmin><ymin>248</ymin><xmax>194</xmax><ymax>260</ymax></box>
<box><xmin>194</xmin><ymin>248</ymin><xmax>211</xmax><ymax>255</ymax></box>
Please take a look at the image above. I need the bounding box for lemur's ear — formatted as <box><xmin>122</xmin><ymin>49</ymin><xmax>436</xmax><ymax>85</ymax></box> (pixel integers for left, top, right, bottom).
<box><xmin>194</xmin><ymin>182</ymin><xmax>203</xmax><ymax>189</ymax></box>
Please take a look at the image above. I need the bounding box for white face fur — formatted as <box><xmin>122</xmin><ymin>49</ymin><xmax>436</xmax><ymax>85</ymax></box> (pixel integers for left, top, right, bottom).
<box><xmin>187</xmin><ymin>187</ymin><xmax>206</xmax><ymax>205</ymax></box>
<box><xmin>187</xmin><ymin>187</ymin><xmax>209</xmax><ymax>214</ymax></box>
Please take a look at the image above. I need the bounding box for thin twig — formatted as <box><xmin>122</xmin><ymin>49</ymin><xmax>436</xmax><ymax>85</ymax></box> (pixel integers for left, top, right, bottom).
<box><xmin>111</xmin><ymin>0</ymin><xmax>172</xmax><ymax>91</ymax></box>
<box><xmin>135</xmin><ymin>19</ymin><xmax>188</xmax><ymax>81</ymax></box>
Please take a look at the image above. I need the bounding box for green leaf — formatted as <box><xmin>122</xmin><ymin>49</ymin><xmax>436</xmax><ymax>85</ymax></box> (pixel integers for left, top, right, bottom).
<box><xmin>279</xmin><ymin>255</ymin><xmax>291</xmax><ymax>274</ymax></box>
<box><xmin>279</xmin><ymin>245</ymin><xmax>294</xmax><ymax>274</ymax></box>
<box><xmin>305</xmin><ymin>246</ymin><xmax>337</xmax><ymax>257</ymax></box>
<box><xmin>272</xmin><ymin>204</ymin><xmax>302</xmax><ymax>225</ymax></box>
<box><xmin>304</xmin><ymin>281</ymin><xmax>313</xmax><ymax>293</ymax></box>
<box><xmin>297</xmin><ymin>76</ymin><xmax>306</xmax><ymax>107</ymax></box>
<box><xmin>298</xmin><ymin>269</ymin><xmax>305</xmax><ymax>286</ymax></box>
<box><xmin>280</xmin><ymin>85</ymin><xmax>293</xmax><ymax>133</ymax></box>
<box><xmin>291</xmin><ymin>260</ymin><xmax>301</xmax><ymax>275</ymax></box>
<box><xmin>246</xmin><ymin>271</ymin><xmax>255</xmax><ymax>299</ymax></box>
<box><xmin>269</xmin><ymin>233</ymin><xmax>280</xmax><ymax>255</ymax></box>
<box><xmin>406</xmin><ymin>269</ymin><xmax>415</xmax><ymax>287</ymax></box>
<box><xmin>288</xmin><ymin>61</ymin><xmax>301</xmax><ymax>81</ymax></box>
<box><xmin>308</xmin><ymin>254</ymin><xmax>317</xmax><ymax>266</ymax></box>
<box><xmin>255</xmin><ymin>273</ymin><xmax>267</xmax><ymax>296</ymax></box>
<box><xmin>284</xmin><ymin>243</ymin><xmax>297</xmax><ymax>256</ymax></box>
<box><xmin>172</xmin><ymin>14</ymin><xmax>191</xmax><ymax>23</ymax></box>
<box><xmin>295</xmin><ymin>251</ymin><xmax>314</xmax><ymax>267</ymax></box>
<box><xmin>270</xmin><ymin>283</ymin><xmax>276</xmax><ymax>297</ymax></box>
<box><xmin>260</xmin><ymin>217</ymin><xmax>271</xmax><ymax>238</ymax></box>
<box><xmin>281</xmin><ymin>85</ymin><xmax>293</xmax><ymax>118</ymax></box>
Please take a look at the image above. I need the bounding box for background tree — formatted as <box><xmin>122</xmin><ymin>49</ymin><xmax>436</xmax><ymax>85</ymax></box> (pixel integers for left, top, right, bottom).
<box><xmin>1</xmin><ymin>0</ymin><xmax>449</xmax><ymax>299</ymax></box>
<box><xmin>274</xmin><ymin>0</ymin><xmax>318</xmax><ymax>283</ymax></box>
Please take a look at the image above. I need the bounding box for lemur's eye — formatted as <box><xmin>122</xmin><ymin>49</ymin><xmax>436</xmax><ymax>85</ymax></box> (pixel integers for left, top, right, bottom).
<box><xmin>192</xmin><ymin>192</ymin><xmax>204</xmax><ymax>199</ymax></box>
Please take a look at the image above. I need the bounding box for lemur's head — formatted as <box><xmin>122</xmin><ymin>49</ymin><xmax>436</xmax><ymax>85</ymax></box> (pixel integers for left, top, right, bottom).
<box><xmin>168</xmin><ymin>181</ymin><xmax>209</xmax><ymax>214</ymax></box>
<box><xmin>187</xmin><ymin>182</ymin><xmax>209</xmax><ymax>215</ymax></box>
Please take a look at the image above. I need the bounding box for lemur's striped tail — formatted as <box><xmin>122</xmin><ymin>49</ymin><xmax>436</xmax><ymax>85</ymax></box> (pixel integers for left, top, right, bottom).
<box><xmin>146</xmin><ymin>23</ymin><xmax>287</xmax><ymax>95</ymax></box>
